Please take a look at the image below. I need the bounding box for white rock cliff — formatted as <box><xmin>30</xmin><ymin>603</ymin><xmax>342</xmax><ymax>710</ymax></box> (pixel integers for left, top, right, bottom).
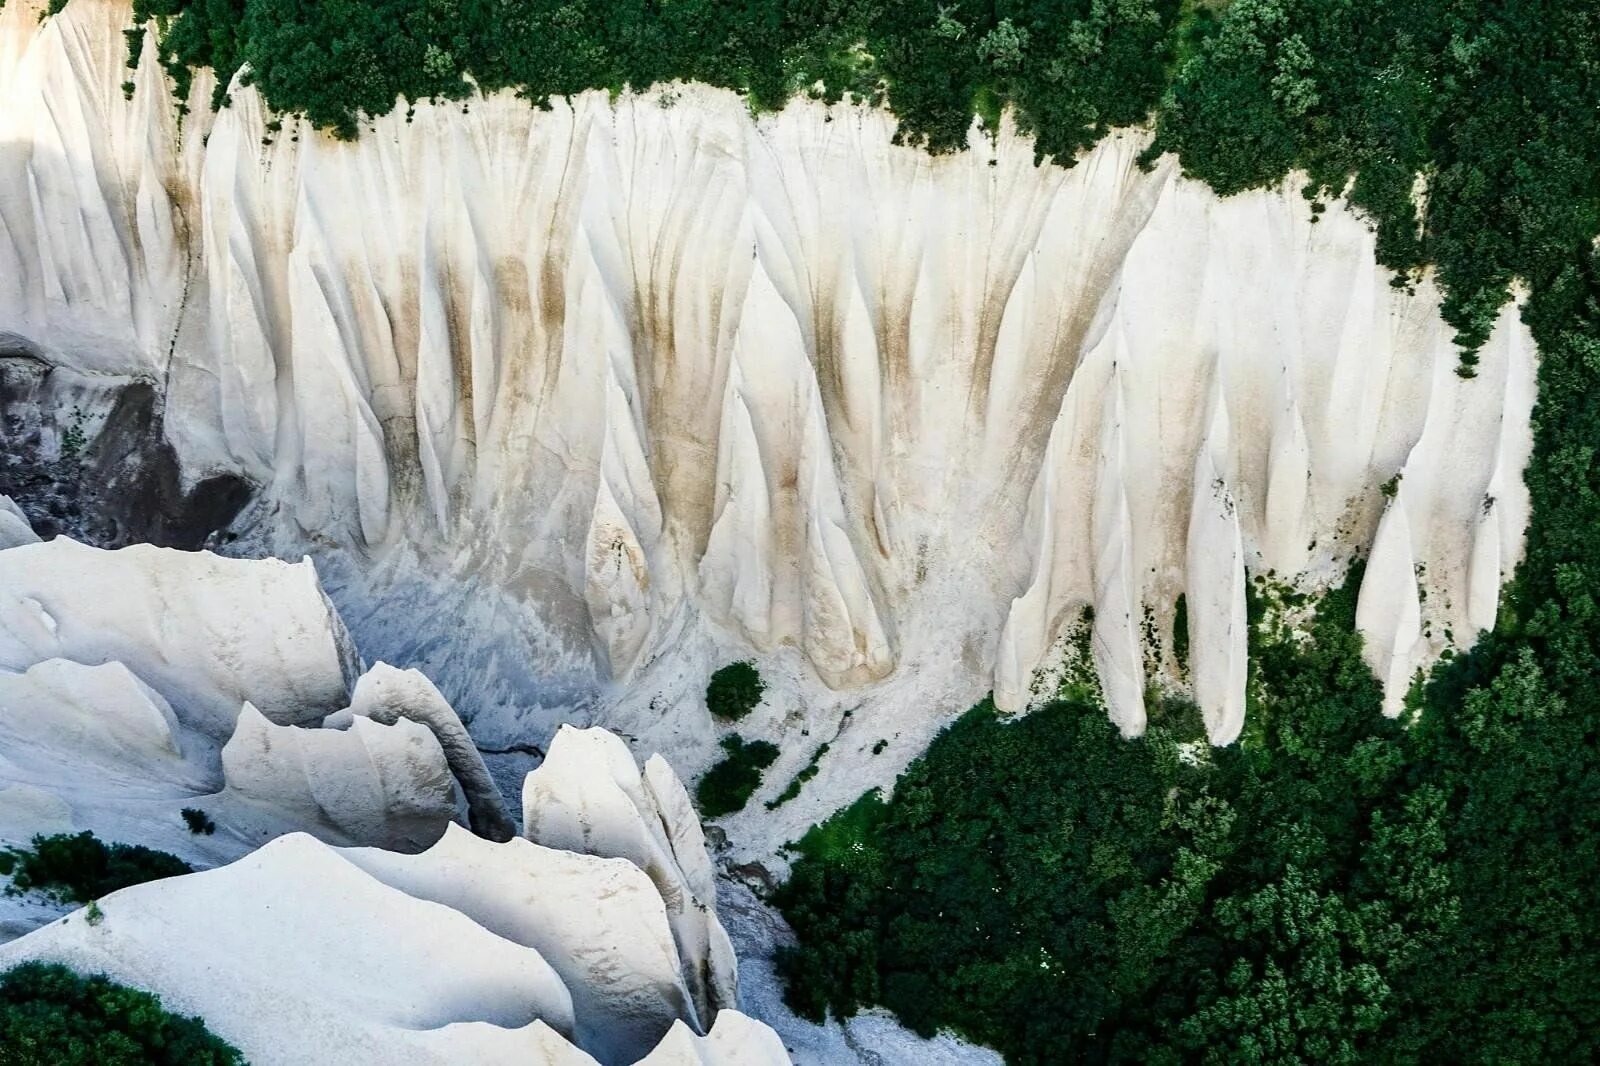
<box><xmin>0</xmin><ymin>0</ymin><xmax>1535</xmax><ymax>749</ymax></box>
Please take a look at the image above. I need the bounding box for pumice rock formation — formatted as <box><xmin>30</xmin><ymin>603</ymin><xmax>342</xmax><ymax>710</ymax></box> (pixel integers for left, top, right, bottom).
<box><xmin>0</xmin><ymin>496</ymin><xmax>787</xmax><ymax>1060</ymax></box>
<box><xmin>634</xmin><ymin>1013</ymin><xmax>795</xmax><ymax>1066</ymax></box>
<box><xmin>0</xmin><ymin>760</ymin><xmax>789</xmax><ymax>1065</ymax></box>
<box><xmin>339</xmin><ymin>662</ymin><xmax>518</xmax><ymax>841</ymax></box>
<box><xmin>0</xmin><ymin>508</ymin><xmax>501</xmax><ymax>882</ymax></box>
<box><xmin>524</xmin><ymin>725</ymin><xmax>741</xmax><ymax>1031</ymax></box>
<box><xmin>218</xmin><ymin>701</ymin><xmax>463</xmax><ymax>851</ymax></box>
<box><xmin>0</xmin><ymin>495</ymin><xmax>39</xmax><ymax>549</ymax></box>
<box><xmin>0</xmin><ymin>0</ymin><xmax>1535</xmax><ymax>755</ymax></box>
<box><xmin>0</xmin><ymin>535</ymin><xmax>359</xmax><ymax>739</ymax></box>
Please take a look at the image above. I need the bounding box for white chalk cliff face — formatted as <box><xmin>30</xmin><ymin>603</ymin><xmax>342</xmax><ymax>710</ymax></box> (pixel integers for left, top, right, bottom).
<box><xmin>0</xmin><ymin>0</ymin><xmax>1535</xmax><ymax>755</ymax></box>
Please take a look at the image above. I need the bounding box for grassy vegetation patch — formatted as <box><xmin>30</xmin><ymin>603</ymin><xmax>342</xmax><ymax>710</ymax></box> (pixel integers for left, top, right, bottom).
<box><xmin>0</xmin><ymin>962</ymin><xmax>242</xmax><ymax>1065</ymax></box>
<box><xmin>695</xmin><ymin>735</ymin><xmax>780</xmax><ymax>819</ymax></box>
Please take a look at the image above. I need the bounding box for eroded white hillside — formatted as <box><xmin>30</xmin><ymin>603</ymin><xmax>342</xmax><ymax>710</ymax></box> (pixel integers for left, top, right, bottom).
<box><xmin>0</xmin><ymin>502</ymin><xmax>789</xmax><ymax>1064</ymax></box>
<box><xmin>0</xmin><ymin>0</ymin><xmax>1534</xmax><ymax>820</ymax></box>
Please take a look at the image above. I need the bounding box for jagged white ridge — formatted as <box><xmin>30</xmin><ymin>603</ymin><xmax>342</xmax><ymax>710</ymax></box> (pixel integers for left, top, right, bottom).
<box><xmin>340</xmin><ymin>662</ymin><xmax>516</xmax><ymax>841</ymax></box>
<box><xmin>0</xmin><ymin>659</ymin><xmax>188</xmax><ymax>782</ymax></box>
<box><xmin>0</xmin><ymin>657</ymin><xmax>212</xmax><ymax>847</ymax></box>
<box><xmin>345</xmin><ymin>827</ymin><xmax>697</xmax><ymax>1065</ymax></box>
<box><xmin>1</xmin><ymin>774</ymin><xmax>788</xmax><ymax>1065</ymax></box>
<box><xmin>524</xmin><ymin>726</ymin><xmax>740</xmax><ymax>1032</ymax></box>
<box><xmin>0</xmin><ymin>0</ymin><xmax>1536</xmax><ymax>740</ymax></box>
<box><xmin>220</xmin><ymin>701</ymin><xmax>462</xmax><ymax>853</ymax></box>
<box><xmin>635</xmin><ymin>1012</ymin><xmax>794</xmax><ymax>1066</ymax></box>
<box><xmin>0</xmin><ymin>522</ymin><xmax>472</xmax><ymax>875</ymax></box>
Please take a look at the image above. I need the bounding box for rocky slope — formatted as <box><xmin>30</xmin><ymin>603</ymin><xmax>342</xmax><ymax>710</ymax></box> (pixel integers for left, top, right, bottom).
<box><xmin>0</xmin><ymin>0</ymin><xmax>1535</xmax><ymax>835</ymax></box>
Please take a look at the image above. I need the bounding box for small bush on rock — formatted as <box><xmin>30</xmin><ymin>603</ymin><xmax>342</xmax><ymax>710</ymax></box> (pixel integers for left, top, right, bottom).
<box><xmin>706</xmin><ymin>661</ymin><xmax>765</xmax><ymax>722</ymax></box>
<box><xmin>695</xmin><ymin>735</ymin><xmax>780</xmax><ymax>818</ymax></box>
<box><xmin>5</xmin><ymin>832</ymin><xmax>191</xmax><ymax>904</ymax></box>
<box><xmin>181</xmin><ymin>808</ymin><xmax>216</xmax><ymax>835</ymax></box>
<box><xmin>0</xmin><ymin>961</ymin><xmax>243</xmax><ymax>1065</ymax></box>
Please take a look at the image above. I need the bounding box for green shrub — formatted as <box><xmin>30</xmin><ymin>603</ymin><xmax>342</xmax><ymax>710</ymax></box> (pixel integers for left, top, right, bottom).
<box><xmin>5</xmin><ymin>832</ymin><xmax>191</xmax><ymax>904</ymax></box>
<box><xmin>181</xmin><ymin>808</ymin><xmax>216</xmax><ymax>836</ymax></box>
<box><xmin>705</xmin><ymin>661</ymin><xmax>765</xmax><ymax>722</ymax></box>
<box><xmin>766</xmin><ymin>743</ymin><xmax>829</xmax><ymax>810</ymax></box>
<box><xmin>695</xmin><ymin>735</ymin><xmax>780</xmax><ymax>818</ymax></box>
<box><xmin>0</xmin><ymin>962</ymin><xmax>242</xmax><ymax>1065</ymax></box>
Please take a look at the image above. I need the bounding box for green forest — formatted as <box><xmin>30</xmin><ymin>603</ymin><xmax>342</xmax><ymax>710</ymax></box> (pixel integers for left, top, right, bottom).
<box><xmin>88</xmin><ymin>0</ymin><xmax>1600</xmax><ymax>1061</ymax></box>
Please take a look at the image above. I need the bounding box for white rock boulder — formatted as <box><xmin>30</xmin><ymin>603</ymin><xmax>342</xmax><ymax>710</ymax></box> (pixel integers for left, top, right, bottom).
<box><xmin>1</xmin><ymin>772</ymin><xmax>790</xmax><ymax>1065</ymax></box>
<box><xmin>0</xmin><ymin>537</ymin><xmax>357</xmax><ymax>739</ymax></box>
<box><xmin>0</xmin><ymin>833</ymin><xmax>581</xmax><ymax>1066</ymax></box>
<box><xmin>342</xmin><ymin>662</ymin><xmax>515</xmax><ymax>841</ymax></box>
<box><xmin>524</xmin><ymin>726</ymin><xmax>740</xmax><ymax>1029</ymax></box>
<box><xmin>0</xmin><ymin>496</ymin><xmax>39</xmax><ymax>550</ymax></box>
<box><xmin>636</xmin><ymin>1012</ymin><xmax>792</xmax><ymax>1066</ymax></box>
<box><xmin>220</xmin><ymin>702</ymin><xmax>463</xmax><ymax>852</ymax></box>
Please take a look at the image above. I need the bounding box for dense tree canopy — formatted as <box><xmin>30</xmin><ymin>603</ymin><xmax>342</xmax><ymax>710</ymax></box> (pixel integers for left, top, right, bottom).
<box><xmin>778</xmin><ymin>577</ymin><xmax>1467</xmax><ymax>1063</ymax></box>
<box><xmin>125</xmin><ymin>0</ymin><xmax>1179</xmax><ymax>147</ymax></box>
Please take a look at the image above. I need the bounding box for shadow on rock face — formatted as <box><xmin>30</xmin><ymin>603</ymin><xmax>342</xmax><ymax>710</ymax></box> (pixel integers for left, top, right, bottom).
<box><xmin>0</xmin><ymin>348</ymin><xmax>254</xmax><ymax>550</ymax></box>
<box><xmin>84</xmin><ymin>382</ymin><xmax>256</xmax><ymax>548</ymax></box>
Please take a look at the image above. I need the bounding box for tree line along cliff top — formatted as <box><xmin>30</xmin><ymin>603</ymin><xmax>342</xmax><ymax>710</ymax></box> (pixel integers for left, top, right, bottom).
<box><xmin>117</xmin><ymin>0</ymin><xmax>1595</xmax><ymax>358</ymax></box>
